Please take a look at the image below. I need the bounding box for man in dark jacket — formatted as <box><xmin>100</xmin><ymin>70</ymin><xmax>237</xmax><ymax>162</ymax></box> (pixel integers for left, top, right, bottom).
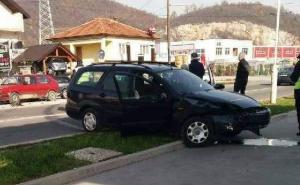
<box><xmin>290</xmin><ymin>54</ymin><xmax>300</xmax><ymax>136</ymax></box>
<box><xmin>189</xmin><ymin>52</ymin><xmax>205</xmax><ymax>79</ymax></box>
<box><xmin>234</xmin><ymin>52</ymin><xmax>250</xmax><ymax>95</ymax></box>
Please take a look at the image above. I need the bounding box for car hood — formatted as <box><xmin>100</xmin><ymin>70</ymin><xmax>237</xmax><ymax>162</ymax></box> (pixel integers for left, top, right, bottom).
<box><xmin>187</xmin><ymin>90</ymin><xmax>260</xmax><ymax>109</ymax></box>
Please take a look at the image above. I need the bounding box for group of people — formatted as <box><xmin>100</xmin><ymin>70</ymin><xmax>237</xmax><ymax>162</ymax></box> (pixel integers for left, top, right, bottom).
<box><xmin>187</xmin><ymin>52</ymin><xmax>250</xmax><ymax>95</ymax></box>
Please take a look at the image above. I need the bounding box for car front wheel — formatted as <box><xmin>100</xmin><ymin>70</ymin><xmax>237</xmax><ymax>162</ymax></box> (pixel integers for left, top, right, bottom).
<box><xmin>61</xmin><ymin>89</ymin><xmax>68</xmax><ymax>99</ymax></box>
<box><xmin>182</xmin><ymin>117</ymin><xmax>214</xmax><ymax>147</ymax></box>
<box><xmin>82</xmin><ymin>109</ymin><xmax>100</xmax><ymax>132</ymax></box>
<box><xmin>9</xmin><ymin>93</ymin><xmax>20</xmax><ymax>106</ymax></box>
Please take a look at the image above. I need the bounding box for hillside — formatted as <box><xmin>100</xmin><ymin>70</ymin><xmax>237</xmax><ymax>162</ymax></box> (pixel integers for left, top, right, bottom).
<box><xmin>171</xmin><ymin>2</ymin><xmax>300</xmax><ymax>44</ymax></box>
<box><xmin>172</xmin><ymin>21</ymin><xmax>300</xmax><ymax>45</ymax></box>
<box><xmin>15</xmin><ymin>0</ymin><xmax>162</xmax><ymax>46</ymax></box>
<box><xmin>173</xmin><ymin>2</ymin><xmax>300</xmax><ymax>37</ymax></box>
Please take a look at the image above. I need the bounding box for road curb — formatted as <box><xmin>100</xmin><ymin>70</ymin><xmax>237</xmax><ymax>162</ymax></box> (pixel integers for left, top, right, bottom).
<box><xmin>18</xmin><ymin>141</ymin><xmax>184</xmax><ymax>185</ymax></box>
<box><xmin>271</xmin><ymin>111</ymin><xmax>295</xmax><ymax>120</ymax></box>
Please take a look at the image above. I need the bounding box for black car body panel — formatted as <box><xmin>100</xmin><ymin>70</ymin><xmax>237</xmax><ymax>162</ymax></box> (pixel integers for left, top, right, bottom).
<box><xmin>66</xmin><ymin>63</ymin><xmax>270</xmax><ymax>138</ymax></box>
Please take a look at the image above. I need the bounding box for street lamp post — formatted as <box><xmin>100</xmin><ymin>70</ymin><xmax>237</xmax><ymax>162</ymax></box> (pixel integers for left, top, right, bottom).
<box><xmin>167</xmin><ymin>0</ymin><xmax>171</xmax><ymax>64</ymax></box>
<box><xmin>271</xmin><ymin>0</ymin><xmax>281</xmax><ymax>104</ymax></box>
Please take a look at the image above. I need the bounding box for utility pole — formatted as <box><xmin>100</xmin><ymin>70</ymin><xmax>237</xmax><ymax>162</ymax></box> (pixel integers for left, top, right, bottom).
<box><xmin>167</xmin><ymin>0</ymin><xmax>171</xmax><ymax>64</ymax></box>
<box><xmin>271</xmin><ymin>0</ymin><xmax>281</xmax><ymax>104</ymax></box>
<box><xmin>39</xmin><ymin>0</ymin><xmax>54</xmax><ymax>44</ymax></box>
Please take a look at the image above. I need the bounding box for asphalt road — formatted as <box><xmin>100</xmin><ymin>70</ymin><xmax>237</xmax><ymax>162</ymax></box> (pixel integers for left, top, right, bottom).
<box><xmin>71</xmin><ymin>111</ymin><xmax>300</xmax><ymax>185</ymax></box>
<box><xmin>0</xmin><ymin>78</ymin><xmax>294</xmax><ymax>148</ymax></box>
<box><xmin>225</xmin><ymin>79</ymin><xmax>294</xmax><ymax>101</ymax></box>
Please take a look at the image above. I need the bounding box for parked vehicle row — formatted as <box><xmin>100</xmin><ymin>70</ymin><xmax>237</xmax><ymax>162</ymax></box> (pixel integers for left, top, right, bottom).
<box><xmin>66</xmin><ymin>63</ymin><xmax>271</xmax><ymax>147</ymax></box>
<box><xmin>0</xmin><ymin>74</ymin><xmax>70</xmax><ymax>106</ymax></box>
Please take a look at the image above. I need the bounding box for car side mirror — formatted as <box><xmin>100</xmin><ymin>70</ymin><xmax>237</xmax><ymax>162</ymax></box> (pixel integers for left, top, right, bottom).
<box><xmin>214</xmin><ymin>83</ymin><xmax>225</xmax><ymax>90</ymax></box>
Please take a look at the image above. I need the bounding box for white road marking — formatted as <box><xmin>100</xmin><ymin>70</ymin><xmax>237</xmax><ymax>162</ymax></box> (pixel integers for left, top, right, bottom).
<box><xmin>0</xmin><ymin>113</ymin><xmax>66</xmax><ymax>124</ymax></box>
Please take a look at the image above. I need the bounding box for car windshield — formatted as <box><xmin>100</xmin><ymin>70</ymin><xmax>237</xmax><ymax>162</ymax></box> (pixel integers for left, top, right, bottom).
<box><xmin>157</xmin><ymin>69</ymin><xmax>214</xmax><ymax>94</ymax></box>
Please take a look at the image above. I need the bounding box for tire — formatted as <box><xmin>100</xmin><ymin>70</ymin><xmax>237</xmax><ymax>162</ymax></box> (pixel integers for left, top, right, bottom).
<box><xmin>81</xmin><ymin>108</ymin><xmax>100</xmax><ymax>132</ymax></box>
<box><xmin>181</xmin><ymin>117</ymin><xmax>214</xmax><ymax>147</ymax></box>
<box><xmin>61</xmin><ymin>89</ymin><xmax>68</xmax><ymax>99</ymax></box>
<box><xmin>47</xmin><ymin>90</ymin><xmax>57</xmax><ymax>101</ymax></box>
<box><xmin>223</xmin><ymin>129</ymin><xmax>242</xmax><ymax>137</ymax></box>
<box><xmin>9</xmin><ymin>93</ymin><xmax>20</xmax><ymax>106</ymax></box>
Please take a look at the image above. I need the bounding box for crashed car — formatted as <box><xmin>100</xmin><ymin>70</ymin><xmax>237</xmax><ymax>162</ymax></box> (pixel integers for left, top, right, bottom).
<box><xmin>66</xmin><ymin>63</ymin><xmax>270</xmax><ymax>147</ymax></box>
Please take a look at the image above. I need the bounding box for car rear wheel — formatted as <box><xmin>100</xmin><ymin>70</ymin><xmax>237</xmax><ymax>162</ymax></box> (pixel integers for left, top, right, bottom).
<box><xmin>47</xmin><ymin>91</ymin><xmax>57</xmax><ymax>101</ymax></box>
<box><xmin>9</xmin><ymin>93</ymin><xmax>20</xmax><ymax>106</ymax></box>
<box><xmin>82</xmin><ymin>108</ymin><xmax>100</xmax><ymax>132</ymax></box>
<box><xmin>61</xmin><ymin>89</ymin><xmax>68</xmax><ymax>99</ymax></box>
<box><xmin>182</xmin><ymin>117</ymin><xmax>214</xmax><ymax>147</ymax></box>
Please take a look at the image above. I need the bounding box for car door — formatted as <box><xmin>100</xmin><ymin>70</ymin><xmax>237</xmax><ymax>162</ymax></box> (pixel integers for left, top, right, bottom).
<box><xmin>114</xmin><ymin>71</ymin><xmax>172</xmax><ymax>128</ymax></box>
<box><xmin>19</xmin><ymin>75</ymin><xmax>38</xmax><ymax>99</ymax></box>
<box><xmin>97</xmin><ymin>71</ymin><xmax>123</xmax><ymax>127</ymax></box>
<box><xmin>36</xmin><ymin>75</ymin><xmax>50</xmax><ymax>97</ymax></box>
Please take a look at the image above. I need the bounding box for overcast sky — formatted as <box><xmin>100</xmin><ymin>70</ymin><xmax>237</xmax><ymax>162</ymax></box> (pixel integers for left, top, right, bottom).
<box><xmin>114</xmin><ymin>0</ymin><xmax>300</xmax><ymax>16</ymax></box>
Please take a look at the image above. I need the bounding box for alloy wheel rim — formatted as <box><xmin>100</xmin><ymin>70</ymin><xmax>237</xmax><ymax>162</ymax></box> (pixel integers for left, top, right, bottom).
<box><xmin>83</xmin><ymin>112</ymin><xmax>97</xmax><ymax>131</ymax></box>
<box><xmin>63</xmin><ymin>90</ymin><xmax>67</xmax><ymax>98</ymax></box>
<box><xmin>49</xmin><ymin>92</ymin><xmax>56</xmax><ymax>100</ymax></box>
<box><xmin>187</xmin><ymin>122</ymin><xmax>209</xmax><ymax>144</ymax></box>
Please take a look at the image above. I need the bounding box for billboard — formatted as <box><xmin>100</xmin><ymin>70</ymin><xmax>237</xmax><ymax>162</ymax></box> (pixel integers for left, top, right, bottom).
<box><xmin>0</xmin><ymin>42</ymin><xmax>10</xmax><ymax>71</ymax></box>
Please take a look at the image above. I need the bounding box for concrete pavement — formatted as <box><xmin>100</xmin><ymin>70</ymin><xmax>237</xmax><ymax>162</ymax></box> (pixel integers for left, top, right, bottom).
<box><xmin>70</xmin><ymin>111</ymin><xmax>300</xmax><ymax>185</ymax></box>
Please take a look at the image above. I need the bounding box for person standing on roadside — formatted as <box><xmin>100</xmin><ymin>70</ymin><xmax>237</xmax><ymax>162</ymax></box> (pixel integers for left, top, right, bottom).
<box><xmin>234</xmin><ymin>52</ymin><xmax>250</xmax><ymax>95</ymax></box>
<box><xmin>189</xmin><ymin>52</ymin><xmax>205</xmax><ymax>79</ymax></box>
<box><xmin>290</xmin><ymin>54</ymin><xmax>300</xmax><ymax>136</ymax></box>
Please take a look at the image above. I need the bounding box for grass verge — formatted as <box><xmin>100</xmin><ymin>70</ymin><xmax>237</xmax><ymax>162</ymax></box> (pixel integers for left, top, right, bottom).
<box><xmin>262</xmin><ymin>96</ymin><xmax>295</xmax><ymax>115</ymax></box>
<box><xmin>0</xmin><ymin>131</ymin><xmax>174</xmax><ymax>185</ymax></box>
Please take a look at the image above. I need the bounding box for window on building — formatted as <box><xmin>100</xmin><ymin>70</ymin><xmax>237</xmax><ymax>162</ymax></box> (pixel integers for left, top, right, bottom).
<box><xmin>296</xmin><ymin>48</ymin><xmax>300</xmax><ymax>55</ymax></box>
<box><xmin>225</xmin><ymin>48</ymin><xmax>230</xmax><ymax>55</ymax></box>
<box><xmin>256</xmin><ymin>50</ymin><xmax>266</xmax><ymax>55</ymax></box>
<box><xmin>119</xmin><ymin>43</ymin><xmax>126</xmax><ymax>55</ymax></box>
<box><xmin>285</xmin><ymin>49</ymin><xmax>293</xmax><ymax>55</ymax></box>
<box><xmin>242</xmin><ymin>48</ymin><xmax>248</xmax><ymax>55</ymax></box>
<box><xmin>216</xmin><ymin>48</ymin><xmax>222</xmax><ymax>55</ymax></box>
<box><xmin>216</xmin><ymin>42</ymin><xmax>222</xmax><ymax>46</ymax></box>
<box><xmin>140</xmin><ymin>45</ymin><xmax>150</xmax><ymax>55</ymax></box>
<box><xmin>76</xmin><ymin>71</ymin><xmax>104</xmax><ymax>87</ymax></box>
<box><xmin>233</xmin><ymin>48</ymin><xmax>238</xmax><ymax>56</ymax></box>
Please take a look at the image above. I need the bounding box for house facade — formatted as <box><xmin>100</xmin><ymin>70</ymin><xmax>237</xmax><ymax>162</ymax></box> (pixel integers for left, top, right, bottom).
<box><xmin>171</xmin><ymin>39</ymin><xmax>253</xmax><ymax>64</ymax></box>
<box><xmin>49</xmin><ymin>18</ymin><xmax>157</xmax><ymax>66</ymax></box>
<box><xmin>0</xmin><ymin>0</ymin><xmax>29</xmax><ymax>73</ymax></box>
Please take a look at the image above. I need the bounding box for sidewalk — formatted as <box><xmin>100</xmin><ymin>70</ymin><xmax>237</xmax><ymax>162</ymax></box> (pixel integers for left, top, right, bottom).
<box><xmin>69</xmin><ymin>111</ymin><xmax>300</xmax><ymax>185</ymax></box>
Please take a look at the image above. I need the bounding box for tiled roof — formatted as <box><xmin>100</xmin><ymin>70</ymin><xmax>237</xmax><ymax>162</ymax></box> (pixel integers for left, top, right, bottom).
<box><xmin>49</xmin><ymin>18</ymin><xmax>157</xmax><ymax>40</ymax></box>
<box><xmin>0</xmin><ymin>0</ymin><xmax>30</xmax><ymax>18</ymax></box>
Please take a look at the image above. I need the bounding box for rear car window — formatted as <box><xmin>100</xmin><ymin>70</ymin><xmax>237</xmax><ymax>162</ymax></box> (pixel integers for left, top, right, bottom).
<box><xmin>76</xmin><ymin>71</ymin><xmax>103</xmax><ymax>87</ymax></box>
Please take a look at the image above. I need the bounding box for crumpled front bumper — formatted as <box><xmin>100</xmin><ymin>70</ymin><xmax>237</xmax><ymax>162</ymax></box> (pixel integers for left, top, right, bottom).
<box><xmin>214</xmin><ymin>107</ymin><xmax>271</xmax><ymax>135</ymax></box>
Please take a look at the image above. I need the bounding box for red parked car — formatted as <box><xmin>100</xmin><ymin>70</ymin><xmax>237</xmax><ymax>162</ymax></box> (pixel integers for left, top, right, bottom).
<box><xmin>0</xmin><ymin>74</ymin><xmax>59</xmax><ymax>106</ymax></box>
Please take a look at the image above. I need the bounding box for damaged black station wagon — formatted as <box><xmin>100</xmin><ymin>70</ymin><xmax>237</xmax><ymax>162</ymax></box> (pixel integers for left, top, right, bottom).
<box><xmin>66</xmin><ymin>63</ymin><xmax>271</xmax><ymax>147</ymax></box>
